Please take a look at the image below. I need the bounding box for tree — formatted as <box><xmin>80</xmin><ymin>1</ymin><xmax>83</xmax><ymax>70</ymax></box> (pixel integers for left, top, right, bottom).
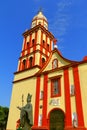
<box><xmin>0</xmin><ymin>106</ymin><xmax>9</xmax><ymax>130</ymax></box>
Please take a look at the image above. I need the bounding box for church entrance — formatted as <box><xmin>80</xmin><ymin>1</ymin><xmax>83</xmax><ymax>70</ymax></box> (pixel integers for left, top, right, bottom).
<box><xmin>49</xmin><ymin>109</ymin><xmax>65</xmax><ymax>130</ymax></box>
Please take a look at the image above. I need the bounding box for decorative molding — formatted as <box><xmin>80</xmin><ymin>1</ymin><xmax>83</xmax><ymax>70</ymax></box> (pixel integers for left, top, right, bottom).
<box><xmin>49</xmin><ymin>98</ymin><xmax>60</xmax><ymax>106</ymax></box>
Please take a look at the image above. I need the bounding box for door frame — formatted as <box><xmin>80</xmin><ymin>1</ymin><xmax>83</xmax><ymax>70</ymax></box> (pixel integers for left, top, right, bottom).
<box><xmin>47</xmin><ymin>108</ymin><xmax>65</xmax><ymax>130</ymax></box>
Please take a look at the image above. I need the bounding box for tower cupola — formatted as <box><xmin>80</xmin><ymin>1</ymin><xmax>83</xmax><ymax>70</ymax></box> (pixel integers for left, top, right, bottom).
<box><xmin>31</xmin><ymin>10</ymin><xmax>48</xmax><ymax>30</ymax></box>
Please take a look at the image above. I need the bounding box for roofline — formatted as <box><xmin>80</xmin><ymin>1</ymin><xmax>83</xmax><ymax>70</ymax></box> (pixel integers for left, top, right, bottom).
<box><xmin>22</xmin><ymin>24</ymin><xmax>55</xmax><ymax>39</ymax></box>
<box><xmin>35</xmin><ymin>48</ymin><xmax>87</xmax><ymax>75</ymax></box>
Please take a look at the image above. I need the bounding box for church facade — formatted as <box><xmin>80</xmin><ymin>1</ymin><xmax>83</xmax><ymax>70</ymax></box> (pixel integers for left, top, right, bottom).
<box><xmin>7</xmin><ymin>11</ymin><xmax>87</xmax><ymax>130</ymax></box>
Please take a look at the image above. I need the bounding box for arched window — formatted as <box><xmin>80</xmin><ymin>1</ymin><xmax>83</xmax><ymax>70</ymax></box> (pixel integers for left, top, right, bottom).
<box><xmin>47</xmin><ymin>44</ymin><xmax>49</xmax><ymax>51</ymax></box>
<box><xmin>32</xmin><ymin>39</ymin><xmax>35</xmax><ymax>46</ymax></box>
<box><xmin>27</xmin><ymin>42</ymin><xmax>29</xmax><ymax>48</ymax></box>
<box><xmin>38</xmin><ymin>22</ymin><xmax>41</xmax><ymax>25</ymax></box>
<box><xmin>23</xmin><ymin>59</ymin><xmax>26</xmax><ymax>69</ymax></box>
<box><xmin>29</xmin><ymin>57</ymin><xmax>33</xmax><ymax>67</ymax></box>
<box><xmin>42</xmin><ymin>58</ymin><xmax>45</xmax><ymax>66</ymax></box>
<box><xmin>42</xmin><ymin>40</ymin><xmax>45</xmax><ymax>46</ymax></box>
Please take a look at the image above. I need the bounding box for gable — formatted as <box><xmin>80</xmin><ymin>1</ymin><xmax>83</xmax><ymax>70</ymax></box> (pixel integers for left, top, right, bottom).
<box><xmin>43</xmin><ymin>51</ymin><xmax>70</xmax><ymax>72</ymax></box>
<box><xmin>35</xmin><ymin>48</ymin><xmax>78</xmax><ymax>75</ymax></box>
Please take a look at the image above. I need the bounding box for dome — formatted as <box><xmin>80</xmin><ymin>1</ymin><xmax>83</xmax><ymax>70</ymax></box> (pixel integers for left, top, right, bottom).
<box><xmin>31</xmin><ymin>10</ymin><xmax>48</xmax><ymax>29</ymax></box>
<box><xmin>32</xmin><ymin>10</ymin><xmax>47</xmax><ymax>22</ymax></box>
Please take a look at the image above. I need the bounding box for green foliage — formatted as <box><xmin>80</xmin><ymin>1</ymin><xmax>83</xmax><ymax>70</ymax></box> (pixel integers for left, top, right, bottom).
<box><xmin>0</xmin><ymin>106</ymin><xmax>9</xmax><ymax>130</ymax></box>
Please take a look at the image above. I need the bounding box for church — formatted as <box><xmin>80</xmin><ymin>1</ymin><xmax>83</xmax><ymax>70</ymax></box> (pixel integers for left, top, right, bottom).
<box><xmin>7</xmin><ymin>10</ymin><xmax>87</xmax><ymax>130</ymax></box>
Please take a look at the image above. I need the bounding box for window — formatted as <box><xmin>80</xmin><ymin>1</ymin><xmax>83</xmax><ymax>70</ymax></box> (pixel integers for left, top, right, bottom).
<box><xmin>51</xmin><ymin>78</ymin><xmax>61</xmax><ymax>97</ymax></box>
<box><xmin>42</xmin><ymin>40</ymin><xmax>45</xmax><ymax>46</ymax></box>
<box><xmin>44</xmin><ymin>24</ymin><xmax>48</xmax><ymax>29</ymax></box>
<box><xmin>32</xmin><ymin>39</ymin><xmax>35</xmax><ymax>46</ymax></box>
<box><xmin>23</xmin><ymin>59</ymin><xmax>26</xmax><ymax>69</ymax></box>
<box><xmin>72</xmin><ymin>112</ymin><xmax>78</xmax><ymax>127</ymax></box>
<box><xmin>38</xmin><ymin>22</ymin><xmax>41</xmax><ymax>25</ymax></box>
<box><xmin>29</xmin><ymin>57</ymin><xmax>33</xmax><ymax>67</ymax></box>
<box><xmin>42</xmin><ymin>58</ymin><xmax>45</xmax><ymax>66</ymax></box>
<box><xmin>70</xmin><ymin>85</ymin><xmax>75</xmax><ymax>96</ymax></box>
<box><xmin>27</xmin><ymin>42</ymin><xmax>29</xmax><ymax>48</ymax></box>
<box><xmin>32</xmin><ymin>22</ymin><xmax>36</xmax><ymax>28</ymax></box>
<box><xmin>47</xmin><ymin>44</ymin><xmax>49</xmax><ymax>51</ymax></box>
<box><xmin>52</xmin><ymin>59</ymin><xmax>58</xmax><ymax>69</ymax></box>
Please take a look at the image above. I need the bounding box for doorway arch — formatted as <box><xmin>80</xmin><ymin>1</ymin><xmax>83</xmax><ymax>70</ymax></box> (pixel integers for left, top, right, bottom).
<box><xmin>48</xmin><ymin>108</ymin><xmax>65</xmax><ymax>130</ymax></box>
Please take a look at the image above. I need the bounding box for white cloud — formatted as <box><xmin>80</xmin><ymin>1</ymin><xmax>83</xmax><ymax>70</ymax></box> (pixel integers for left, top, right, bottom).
<box><xmin>49</xmin><ymin>0</ymin><xmax>73</xmax><ymax>50</ymax></box>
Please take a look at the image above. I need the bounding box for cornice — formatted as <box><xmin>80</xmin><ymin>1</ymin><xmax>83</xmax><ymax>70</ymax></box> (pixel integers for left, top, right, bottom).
<box><xmin>14</xmin><ymin>65</ymin><xmax>41</xmax><ymax>75</ymax></box>
<box><xmin>19</xmin><ymin>49</ymin><xmax>49</xmax><ymax>60</ymax></box>
<box><xmin>22</xmin><ymin>24</ymin><xmax>55</xmax><ymax>39</ymax></box>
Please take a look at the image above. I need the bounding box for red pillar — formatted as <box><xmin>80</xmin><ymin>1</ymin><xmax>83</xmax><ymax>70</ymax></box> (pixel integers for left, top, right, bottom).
<box><xmin>64</xmin><ymin>68</ymin><xmax>72</xmax><ymax>128</ymax></box>
<box><xmin>39</xmin><ymin>31</ymin><xmax>43</xmax><ymax>67</ymax></box>
<box><xmin>42</xmin><ymin>74</ymin><xmax>48</xmax><ymax>126</ymax></box>
<box><xmin>34</xmin><ymin>76</ymin><xmax>40</xmax><ymax>126</ymax></box>
<box><xmin>22</xmin><ymin>38</ymin><xmax>26</xmax><ymax>56</ymax></box>
<box><xmin>73</xmin><ymin>65</ymin><xmax>84</xmax><ymax>127</ymax></box>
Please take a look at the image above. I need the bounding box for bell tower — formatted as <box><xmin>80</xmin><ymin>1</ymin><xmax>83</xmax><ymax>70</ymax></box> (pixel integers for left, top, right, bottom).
<box><xmin>18</xmin><ymin>10</ymin><xmax>55</xmax><ymax>73</ymax></box>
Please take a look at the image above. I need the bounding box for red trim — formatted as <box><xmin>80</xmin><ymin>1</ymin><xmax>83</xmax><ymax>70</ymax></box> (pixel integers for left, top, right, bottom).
<box><xmin>30</xmin><ymin>34</ymin><xmax>32</xmax><ymax>47</ymax></box>
<box><xmin>39</xmin><ymin>31</ymin><xmax>43</xmax><ymax>67</ymax></box>
<box><xmin>34</xmin><ymin>76</ymin><xmax>40</xmax><ymax>126</ymax></box>
<box><xmin>23</xmin><ymin>25</ymin><xmax>53</xmax><ymax>37</ymax></box>
<box><xmin>19</xmin><ymin>60</ymin><xmax>23</xmax><ymax>71</ymax></box>
<box><xmin>64</xmin><ymin>69</ymin><xmax>72</xmax><ymax>127</ymax></box>
<box><xmin>26</xmin><ymin>57</ymin><xmax>29</xmax><ymax>68</ymax></box>
<box><xmin>22</xmin><ymin>38</ymin><xmax>26</xmax><ymax>56</ymax></box>
<box><xmin>33</xmin><ymin>54</ymin><xmax>35</xmax><ymax>66</ymax></box>
<box><xmin>42</xmin><ymin>74</ymin><xmax>48</xmax><ymax>126</ymax></box>
<box><xmin>45</xmin><ymin>35</ymin><xmax>47</xmax><ymax>56</ymax></box>
<box><xmin>23</xmin><ymin>38</ymin><xmax>26</xmax><ymax>50</ymax></box>
<box><xmin>73</xmin><ymin>66</ymin><xmax>84</xmax><ymax>127</ymax></box>
<box><xmin>50</xmin><ymin>40</ymin><xmax>52</xmax><ymax>52</ymax></box>
<box><xmin>39</xmin><ymin>54</ymin><xmax>42</xmax><ymax>67</ymax></box>
<box><xmin>27</xmin><ymin>34</ymin><xmax>32</xmax><ymax>54</ymax></box>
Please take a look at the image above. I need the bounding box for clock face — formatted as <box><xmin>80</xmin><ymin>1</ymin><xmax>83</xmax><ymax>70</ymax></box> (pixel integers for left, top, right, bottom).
<box><xmin>53</xmin><ymin>59</ymin><xmax>58</xmax><ymax>69</ymax></box>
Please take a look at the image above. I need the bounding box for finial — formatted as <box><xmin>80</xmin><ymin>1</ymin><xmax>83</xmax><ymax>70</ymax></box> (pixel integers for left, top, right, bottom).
<box><xmin>53</xmin><ymin>38</ymin><xmax>58</xmax><ymax>49</ymax></box>
<box><xmin>53</xmin><ymin>38</ymin><xmax>57</xmax><ymax>45</ymax></box>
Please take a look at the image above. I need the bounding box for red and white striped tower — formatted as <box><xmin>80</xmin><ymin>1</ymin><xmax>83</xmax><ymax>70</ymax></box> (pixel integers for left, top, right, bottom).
<box><xmin>18</xmin><ymin>10</ymin><xmax>55</xmax><ymax>72</ymax></box>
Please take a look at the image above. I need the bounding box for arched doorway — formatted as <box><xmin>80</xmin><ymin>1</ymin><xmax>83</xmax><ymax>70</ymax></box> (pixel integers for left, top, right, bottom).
<box><xmin>49</xmin><ymin>109</ymin><xmax>65</xmax><ymax>130</ymax></box>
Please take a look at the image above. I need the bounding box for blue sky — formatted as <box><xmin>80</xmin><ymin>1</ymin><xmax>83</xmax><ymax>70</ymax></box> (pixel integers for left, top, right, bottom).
<box><xmin>0</xmin><ymin>0</ymin><xmax>87</xmax><ymax>107</ymax></box>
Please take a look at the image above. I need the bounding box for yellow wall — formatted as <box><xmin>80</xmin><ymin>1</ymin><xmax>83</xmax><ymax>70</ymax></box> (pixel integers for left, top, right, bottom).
<box><xmin>14</xmin><ymin>68</ymin><xmax>39</xmax><ymax>81</ymax></box>
<box><xmin>78</xmin><ymin>63</ymin><xmax>87</xmax><ymax>127</ymax></box>
<box><xmin>7</xmin><ymin>77</ymin><xmax>37</xmax><ymax>130</ymax></box>
<box><xmin>26</xmin><ymin>35</ymin><xmax>30</xmax><ymax>42</ymax></box>
<box><xmin>37</xmin><ymin>30</ymin><xmax>41</xmax><ymax>44</ymax></box>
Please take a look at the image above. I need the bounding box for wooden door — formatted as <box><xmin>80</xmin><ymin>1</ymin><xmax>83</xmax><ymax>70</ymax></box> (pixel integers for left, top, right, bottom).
<box><xmin>50</xmin><ymin>109</ymin><xmax>64</xmax><ymax>130</ymax></box>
